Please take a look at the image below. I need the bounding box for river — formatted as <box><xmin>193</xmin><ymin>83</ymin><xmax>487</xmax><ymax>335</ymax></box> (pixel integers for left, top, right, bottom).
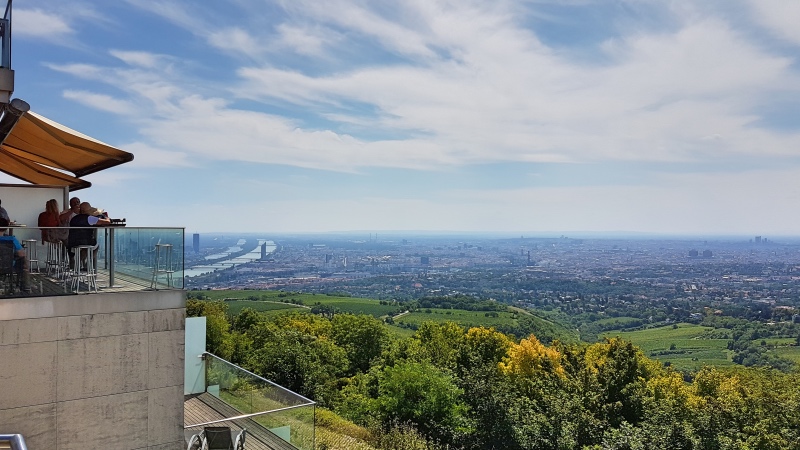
<box><xmin>184</xmin><ymin>239</ymin><xmax>276</xmax><ymax>278</ymax></box>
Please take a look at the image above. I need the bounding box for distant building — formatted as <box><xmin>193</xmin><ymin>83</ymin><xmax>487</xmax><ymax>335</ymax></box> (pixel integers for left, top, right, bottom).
<box><xmin>703</xmin><ymin>250</ymin><xmax>713</xmax><ymax>258</ymax></box>
<box><xmin>689</xmin><ymin>249</ymin><xmax>699</xmax><ymax>258</ymax></box>
<box><xmin>193</xmin><ymin>233</ymin><xmax>200</xmax><ymax>253</ymax></box>
<box><xmin>755</xmin><ymin>236</ymin><xmax>762</xmax><ymax>244</ymax></box>
<box><xmin>421</xmin><ymin>256</ymin><xmax>430</xmax><ymax>265</ymax></box>
<box><xmin>261</xmin><ymin>242</ymin><xmax>267</xmax><ymax>260</ymax></box>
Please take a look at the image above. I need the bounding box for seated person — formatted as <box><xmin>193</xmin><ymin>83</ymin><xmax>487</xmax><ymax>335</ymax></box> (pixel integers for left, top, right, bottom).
<box><xmin>68</xmin><ymin>202</ymin><xmax>111</xmax><ymax>268</ymax></box>
<box><xmin>0</xmin><ymin>217</ymin><xmax>30</xmax><ymax>292</ymax></box>
<box><xmin>38</xmin><ymin>199</ymin><xmax>62</xmax><ymax>244</ymax></box>
<box><xmin>60</xmin><ymin>196</ymin><xmax>81</xmax><ymax>225</ymax></box>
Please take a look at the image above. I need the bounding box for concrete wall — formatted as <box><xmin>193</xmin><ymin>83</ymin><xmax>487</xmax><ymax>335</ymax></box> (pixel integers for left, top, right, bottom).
<box><xmin>0</xmin><ymin>291</ymin><xmax>185</xmax><ymax>450</ymax></box>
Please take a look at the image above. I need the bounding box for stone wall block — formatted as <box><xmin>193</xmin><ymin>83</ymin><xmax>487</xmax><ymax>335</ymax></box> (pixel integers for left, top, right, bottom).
<box><xmin>57</xmin><ymin>334</ymin><xmax>148</xmax><ymax>401</ymax></box>
<box><xmin>57</xmin><ymin>391</ymin><xmax>148</xmax><ymax>450</ymax></box>
<box><xmin>0</xmin><ymin>403</ymin><xmax>57</xmax><ymax>449</ymax></box>
<box><xmin>0</xmin><ymin>317</ymin><xmax>57</xmax><ymax>345</ymax></box>
<box><xmin>0</xmin><ymin>341</ymin><xmax>57</xmax><ymax>408</ymax></box>
<box><xmin>148</xmin><ymin>330</ymin><xmax>185</xmax><ymax>389</ymax></box>
<box><xmin>148</xmin><ymin>385</ymin><xmax>185</xmax><ymax>447</ymax></box>
<box><xmin>146</xmin><ymin>308</ymin><xmax>185</xmax><ymax>332</ymax></box>
<box><xmin>59</xmin><ymin>311</ymin><xmax>148</xmax><ymax>340</ymax></box>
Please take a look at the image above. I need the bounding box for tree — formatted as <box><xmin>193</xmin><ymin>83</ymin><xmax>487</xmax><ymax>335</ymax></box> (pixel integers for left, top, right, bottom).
<box><xmin>246</xmin><ymin>323</ymin><xmax>347</xmax><ymax>406</ymax></box>
<box><xmin>456</xmin><ymin>328</ymin><xmax>516</xmax><ymax>449</ymax></box>
<box><xmin>331</xmin><ymin>314</ymin><xmax>389</xmax><ymax>375</ymax></box>
<box><xmin>413</xmin><ymin>321</ymin><xmax>465</xmax><ymax>370</ymax></box>
<box><xmin>186</xmin><ymin>300</ymin><xmax>233</xmax><ymax>359</ymax></box>
<box><xmin>231</xmin><ymin>307</ymin><xmax>264</xmax><ymax>333</ymax></box>
<box><xmin>377</xmin><ymin>361</ymin><xmax>465</xmax><ymax>442</ymax></box>
<box><xmin>582</xmin><ymin>338</ymin><xmax>653</xmax><ymax>428</ymax></box>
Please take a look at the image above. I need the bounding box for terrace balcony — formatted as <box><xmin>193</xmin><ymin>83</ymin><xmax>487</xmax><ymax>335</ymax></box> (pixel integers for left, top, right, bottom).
<box><xmin>0</xmin><ymin>224</ymin><xmax>185</xmax><ymax>297</ymax></box>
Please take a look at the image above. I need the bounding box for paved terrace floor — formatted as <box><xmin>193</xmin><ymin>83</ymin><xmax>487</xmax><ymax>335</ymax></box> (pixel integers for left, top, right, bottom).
<box><xmin>185</xmin><ymin>393</ymin><xmax>297</xmax><ymax>450</ymax></box>
<box><xmin>0</xmin><ymin>266</ymin><xmax>177</xmax><ymax>298</ymax></box>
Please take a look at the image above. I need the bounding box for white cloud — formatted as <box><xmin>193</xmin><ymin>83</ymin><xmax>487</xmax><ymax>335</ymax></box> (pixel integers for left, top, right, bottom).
<box><xmin>14</xmin><ymin>9</ymin><xmax>74</xmax><ymax>40</ymax></box>
<box><xmin>120</xmin><ymin>142</ymin><xmax>195</xmax><ymax>168</ymax></box>
<box><xmin>44</xmin><ymin>1</ymin><xmax>800</xmax><ymax>174</ymax></box>
<box><xmin>80</xmin><ymin>170</ymin><xmax>141</xmax><ymax>189</ymax></box>
<box><xmin>62</xmin><ymin>90</ymin><xmax>135</xmax><ymax>115</ymax></box>
<box><xmin>230</xmin><ymin>10</ymin><xmax>798</xmax><ymax>167</ymax></box>
<box><xmin>207</xmin><ymin>28</ymin><xmax>263</xmax><ymax>59</ymax></box>
<box><xmin>110</xmin><ymin>50</ymin><xmax>165</xmax><ymax>69</ymax></box>
<box><xmin>122</xmin><ymin>0</ymin><xmax>201</xmax><ymax>31</ymax></box>
<box><xmin>748</xmin><ymin>0</ymin><xmax>800</xmax><ymax>46</ymax></box>
<box><xmin>275</xmin><ymin>24</ymin><xmax>336</xmax><ymax>57</ymax></box>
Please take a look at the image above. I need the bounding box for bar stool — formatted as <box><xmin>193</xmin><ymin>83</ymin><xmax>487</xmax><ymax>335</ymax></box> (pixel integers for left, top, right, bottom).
<box><xmin>23</xmin><ymin>239</ymin><xmax>39</xmax><ymax>273</ymax></box>
<box><xmin>150</xmin><ymin>243</ymin><xmax>173</xmax><ymax>289</ymax></box>
<box><xmin>46</xmin><ymin>241</ymin><xmax>63</xmax><ymax>277</ymax></box>
<box><xmin>70</xmin><ymin>245</ymin><xmax>98</xmax><ymax>293</ymax></box>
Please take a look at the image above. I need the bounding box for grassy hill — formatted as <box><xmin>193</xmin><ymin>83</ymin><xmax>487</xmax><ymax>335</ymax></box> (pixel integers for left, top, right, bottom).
<box><xmin>188</xmin><ymin>290</ymin><xmax>398</xmax><ymax>316</ymax></box>
<box><xmin>602</xmin><ymin>323</ymin><xmax>732</xmax><ymax>371</ymax></box>
<box><xmin>188</xmin><ymin>289</ymin><xmax>578</xmax><ymax>342</ymax></box>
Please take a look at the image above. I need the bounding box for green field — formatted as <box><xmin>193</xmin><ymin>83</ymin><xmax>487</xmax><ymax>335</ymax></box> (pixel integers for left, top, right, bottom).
<box><xmin>602</xmin><ymin>323</ymin><xmax>733</xmax><ymax>371</ymax></box>
<box><xmin>593</xmin><ymin>316</ymin><xmax>643</xmax><ymax>326</ymax></box>
<box><xmin>396</xmin><ymin>310</ymin><xmax>518</xmax><ymax>328</ymax></box>
<box><xmin>189</xmin><ymin>290</ymin><xmax>576</xmax><ymax>340</ymax></box>
<box><xmin>774</xmin><ymin>345</ymin><xmax>800</xmax><ymax>364</ymax></box>
<box><xmin>189</xmin><ymin>290</ymin><xmax>398</xmax><ymax>317</ymax></box>
<box><xmin>222</xmin><ymin>300</ymin><xmax>305</xmax><ymax>316</ymax></box>
<box><xmin>385</xmin><ymin>325</ymin><xmax>416</xmax><ymax>339</ymax></box>
<box><xmin>303</xmin><ymin>297</ymin><xmax>398</xmax><ymax>317</ymax></box>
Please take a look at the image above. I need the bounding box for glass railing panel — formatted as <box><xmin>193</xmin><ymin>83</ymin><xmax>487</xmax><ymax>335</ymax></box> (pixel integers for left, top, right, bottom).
<box><xmin>0</xmin><ymin>226</ymin><xmax>184</xmax><ymax>298</ymax></box>
<box><xmin>110</xmin><ymin>227</ymin><xmax>185</xmax><ymax>289</ymax></box>
<box><xmin>201</xmin><ymin>353</ymin><xmax>315</xmax><ymax>450</ymax></box>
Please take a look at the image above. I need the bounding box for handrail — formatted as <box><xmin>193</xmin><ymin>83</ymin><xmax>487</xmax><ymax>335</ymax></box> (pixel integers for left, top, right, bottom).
<box><xmin>0</xmin><ymin>434</ymin><xmax>28</xmax><ymax>450</ymax></box>
<box><xmin>184</xmin><ymin>402</ymin><xmax>315</xmax><ymax>429</ymax></box>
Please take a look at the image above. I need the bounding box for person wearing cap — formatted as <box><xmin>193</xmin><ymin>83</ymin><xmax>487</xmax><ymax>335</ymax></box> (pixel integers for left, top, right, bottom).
<box><xmin>68</xmin><ymin>202</ymin><xmax>111</xmax><ymax>269</ymax></box>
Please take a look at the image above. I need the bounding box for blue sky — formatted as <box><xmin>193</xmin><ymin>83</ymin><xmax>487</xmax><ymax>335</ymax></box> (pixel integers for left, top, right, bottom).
<box><xmin>6</xmin><ymin>0</ymin><xmax>800</xmax><ymax>235</ymax></box>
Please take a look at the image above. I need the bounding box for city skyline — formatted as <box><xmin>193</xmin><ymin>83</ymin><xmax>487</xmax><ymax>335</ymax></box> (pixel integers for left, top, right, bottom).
<box><xmin>6</xmin><ymin>1</ymin><xmax>800</xmax><ymax>235</ymax></box>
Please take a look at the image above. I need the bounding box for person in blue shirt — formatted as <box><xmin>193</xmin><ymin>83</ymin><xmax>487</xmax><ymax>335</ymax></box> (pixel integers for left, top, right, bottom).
<box><xmin>0</xmin><ymin>217</ymin><xmax>30</xmax><ymax>292</ymax></box>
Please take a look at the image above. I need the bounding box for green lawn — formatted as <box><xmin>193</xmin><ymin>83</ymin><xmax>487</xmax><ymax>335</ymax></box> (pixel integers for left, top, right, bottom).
<box><xmin>189</xmin><ymin>290</ymin><xmax>397</xmax><ymax>317</ymax></box>
<box><xmin>593</xmin><ymin>316</ymin><xmax>643</xmax><ymax>326</ymax></box>
<box><xmin>302</xmin><ymin>297</ymin><xmax>398</xmax><ymax>317</ymax></box>
<box><xmin>396</xmin><ymin>309</ymin><xmax>518</xmax><ymax>329</ymax></box>
<box><xmin>773</xmin><ymin>345</ymin><xmax>800</xmax><ymax>364</ymax></box>
<box><xmin>602</xmin><ymin>323</ymin><xmax>733</xmax><ymax>371</ymax></box>
<box><xmin>223</xmin><ymin>300</ymin><xmax>305</xmax><ymax>315</ymax></box>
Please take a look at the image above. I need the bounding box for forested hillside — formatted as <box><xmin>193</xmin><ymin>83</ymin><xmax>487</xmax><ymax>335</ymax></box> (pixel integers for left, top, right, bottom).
<box><xmin>188</xmin><ymin>299</ymin><xmax>800</xmax><ymax>450</ymax></box>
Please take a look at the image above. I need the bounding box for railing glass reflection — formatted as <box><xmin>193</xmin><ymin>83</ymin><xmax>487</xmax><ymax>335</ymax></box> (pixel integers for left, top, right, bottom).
<box><xmin>184</xmin><ymin>352</ymin><xmax>315</xmax><ymax>450</ymax></box>
<box><xmin>0</xmin><ymin>226</ymin><xmax>184</xmax><ymax>297</ymax></box>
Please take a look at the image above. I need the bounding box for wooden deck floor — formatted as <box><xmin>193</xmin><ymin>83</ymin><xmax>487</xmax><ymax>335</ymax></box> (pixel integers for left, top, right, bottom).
<box><xmin>0</xmin><ymin>267</ymin><xmax>178</xmax><ymax>299</ymax></box>
<box><xmin>185</xmin><ymin>393</ymin><xmax>298</xmax><ymax>450</ymax></box>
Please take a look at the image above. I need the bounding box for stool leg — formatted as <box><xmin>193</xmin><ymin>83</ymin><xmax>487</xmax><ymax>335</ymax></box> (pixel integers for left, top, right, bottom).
<box><xmin>88</xmin><ymin>248</ymin><xmax>97</xmax><ymax>293</ymax></box>
<box><xmin>151</xmin><ymin>246</ymin><xmax>160</xmax><ymax>289</ymax></box>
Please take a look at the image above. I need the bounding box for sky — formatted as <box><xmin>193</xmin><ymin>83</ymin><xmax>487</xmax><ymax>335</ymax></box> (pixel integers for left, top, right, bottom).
<box><xmin>6</xmin><ymin>0</ymin><xmax>800</xmax><ymax>236</ymax></box>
